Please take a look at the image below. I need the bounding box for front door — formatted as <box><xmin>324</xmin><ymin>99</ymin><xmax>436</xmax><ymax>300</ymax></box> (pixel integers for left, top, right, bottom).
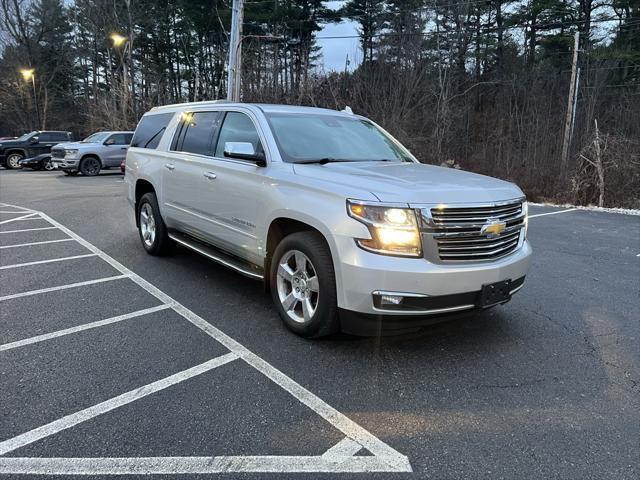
<box><xmin>103</xmin><ymin>133</ymin><xmax>133</xmax><ymax>167</ymax></box>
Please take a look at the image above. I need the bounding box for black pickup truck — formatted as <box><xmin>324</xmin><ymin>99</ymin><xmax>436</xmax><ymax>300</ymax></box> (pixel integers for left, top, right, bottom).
<box><xmin>0</xmin><ymin>131</ymin><xmax>73</xmax><ymax>169</ymax></box>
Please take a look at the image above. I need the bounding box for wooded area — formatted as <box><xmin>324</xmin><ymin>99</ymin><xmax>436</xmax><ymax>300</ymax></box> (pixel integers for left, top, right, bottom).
<box><xmin>0</xmin><ymin>0</ymin><xmax>638</xmax><ymax>207</ymax></box>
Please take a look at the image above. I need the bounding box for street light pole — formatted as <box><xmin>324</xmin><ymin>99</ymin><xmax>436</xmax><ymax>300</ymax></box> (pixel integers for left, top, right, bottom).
<box><xmin>20</xmin><ymin>68</ymin><xmax>40</xmax><ymax>129</ymax></box>
<box><xmin>110</xmin><ymin>33</ymin><xmax>131</xmax><ymax>126</ymax></box>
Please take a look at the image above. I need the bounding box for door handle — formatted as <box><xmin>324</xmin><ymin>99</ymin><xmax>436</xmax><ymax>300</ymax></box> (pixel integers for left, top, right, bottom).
<box><xmin>165</xmin><ymin>163</ymin><xmax>175</xmax><ymax>171</ymax></box>
<box><xmin>203</xmin><ymin>172</ymin><xmax>217</xmax><ymax>180</ymax></box>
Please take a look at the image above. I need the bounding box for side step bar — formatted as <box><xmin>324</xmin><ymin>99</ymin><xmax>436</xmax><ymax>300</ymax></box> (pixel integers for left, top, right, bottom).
<box><xmin>168</xmin><ymin>232</ymin><xmax>264</xmax><ymax>280</ymax></box>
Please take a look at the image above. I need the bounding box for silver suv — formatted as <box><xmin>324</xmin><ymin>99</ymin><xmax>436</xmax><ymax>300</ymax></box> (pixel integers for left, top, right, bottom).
<box><xmin>52</xmin><ymin>131</ymin><xmax>133</xmax><ymax>176</ymax></box>
<box><xmin>125</xmin><ymin>102</ymin><xmax>532</xmax><ymax>337</ymax></box>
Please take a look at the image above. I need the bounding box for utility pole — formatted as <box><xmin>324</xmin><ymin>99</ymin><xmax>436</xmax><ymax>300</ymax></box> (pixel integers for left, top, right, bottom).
<box><xmin>561</xmin><ymin>31</ymin><xmax>580</xmax><ymax>173</ymax></box>
<box><xmin>227</xmin><ymin>0</ymin><xmax>244</xmax><ymax>101</ymax></box>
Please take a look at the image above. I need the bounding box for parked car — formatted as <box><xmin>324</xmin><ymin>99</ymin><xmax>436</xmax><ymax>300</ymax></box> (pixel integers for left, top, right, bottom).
<box><xmin>19</xmin><ymin>153</ymin><xmax>54</xmax><ymax>171</ymax></box>
<box><xmin>125</xmin><ymin>102</ymin><xmax>532</xmax><ymax>338</ymax></box>
<box><xmin>0</xmin><ymin>131</ymin><xmax>73</xmax><ymax>169</ymax></box>
<box><xmin>51</xmin><ymin>131</ymin><xmax>134</xmax><ymax>176</ymax></box>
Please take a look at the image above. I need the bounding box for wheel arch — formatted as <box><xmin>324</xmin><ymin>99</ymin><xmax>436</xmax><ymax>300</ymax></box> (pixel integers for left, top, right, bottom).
<box><xmin>264</xmin><ymin>215</ymin><xmax>336</xmax><ymax>293</ymax></box>
<box><xmin>134</xmin><ymin>179</ymin><xmax>157</xmax><ymax>227</ymax></box>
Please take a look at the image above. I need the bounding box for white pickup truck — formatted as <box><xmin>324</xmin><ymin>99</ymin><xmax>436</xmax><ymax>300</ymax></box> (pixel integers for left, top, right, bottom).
<box><xmin>125</xmin><ymin>102</ymin><xmax>532</xmax><ymax>337</ymax></box>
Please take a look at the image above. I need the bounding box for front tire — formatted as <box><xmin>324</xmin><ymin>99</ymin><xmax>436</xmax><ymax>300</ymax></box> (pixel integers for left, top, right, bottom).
<box><xmin>79</xmin><ymin>156</ymin><xmax>101</xmax><ymax>176</ymax></box>
<box><xmin>137</xmin><ymin>192</ymin><xmax>174</xmax><ymax>255</ymax></box>
<box><xmin>270</xmin><ymin>231</ymin><xmax>338</xmax><ymax>338</ymax></box>
<box><xmin>6</xmin><ymin>153</ymin><xmax>24</xmax><ymax>169</ymax></box>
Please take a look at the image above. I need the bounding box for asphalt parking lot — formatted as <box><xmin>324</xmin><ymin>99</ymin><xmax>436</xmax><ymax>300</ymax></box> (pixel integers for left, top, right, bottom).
<box><xmin>0</xmin><ymin>169</ymin><xmax>638</xmax><ymax>479</ymax></box>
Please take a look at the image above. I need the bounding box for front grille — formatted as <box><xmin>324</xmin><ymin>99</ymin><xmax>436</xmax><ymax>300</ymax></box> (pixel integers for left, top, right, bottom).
<box><xmin>51</xmin><ymin>148</ymin><xmax>65</xmax><ymax>159</ymax></box>
<box><xmin>422</xmin><ymin>200</ymin><xmax>525</xmax><ymax>262</ymax></box>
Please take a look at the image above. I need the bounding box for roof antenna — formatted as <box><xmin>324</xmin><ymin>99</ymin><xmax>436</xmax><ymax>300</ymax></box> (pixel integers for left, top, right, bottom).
<box><xmin>342</xmin><ymin>106</ymin><xmax>353</xmax><ymax>114</ymax></box>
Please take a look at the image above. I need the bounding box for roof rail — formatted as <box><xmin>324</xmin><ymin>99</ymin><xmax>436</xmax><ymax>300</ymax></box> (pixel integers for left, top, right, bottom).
<box><xmin>151</xmin><ymin>99</ymin><xmax>234</xmax><ymax>111</ymax></box>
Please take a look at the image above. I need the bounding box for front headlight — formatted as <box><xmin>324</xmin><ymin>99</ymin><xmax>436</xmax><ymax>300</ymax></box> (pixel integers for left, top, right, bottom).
<box><xmin>347</xmin><ymin>200</ymin><xmax>422</xmax><ymax>257</ymax></box>
<box><xmin>64</xmin><ymin>149</ymin><xmax>78</xmax><ymax>158</ymax></box>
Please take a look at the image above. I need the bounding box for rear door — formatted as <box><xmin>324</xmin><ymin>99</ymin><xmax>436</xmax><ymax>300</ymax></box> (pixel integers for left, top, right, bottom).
<box><xmin>161</xmin><ymin>111</ymin><xmax>224</xmax><ymax>236</ymax></box>
<box><xmin>102</xmin><ymin>133</ymin><xmax>133</xmax><ymax>166</ymax></box>
<box><xmin>32</xmin><ymin>132</ymin><xmax>65</xmax><ymax>156</ymax></box>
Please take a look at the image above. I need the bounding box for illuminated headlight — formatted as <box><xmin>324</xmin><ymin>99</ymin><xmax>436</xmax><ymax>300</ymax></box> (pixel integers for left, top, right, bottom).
<box><xmin>347</xmin><ymin>200</ymin><xmax>422</xmax><ymax>257</ymax></box>
<box><xmin>64</xmin><ymin>149</ymin><xmax>78</xmax><ymax>158</ymax></box>
<box><xmin>522</xmin><ymin>200</ymin><xmax>528</xmax><ymax>238</ymax></box>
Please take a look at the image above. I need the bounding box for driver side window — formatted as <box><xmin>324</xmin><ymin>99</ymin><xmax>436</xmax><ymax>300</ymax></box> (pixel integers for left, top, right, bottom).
<box><xmin>214</xmin><ymin>112</ymin><xmax>263</xmax><ymax>159</ymax></box>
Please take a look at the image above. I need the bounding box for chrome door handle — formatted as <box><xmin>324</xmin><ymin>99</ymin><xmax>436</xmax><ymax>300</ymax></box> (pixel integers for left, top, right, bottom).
<box><xmin>165</xmin><ymin>163</ymin><xmax>175</xmax><ymax>171</ymax></box>
<box><xmin>203</xmin><ymin>172</ymin><xmax>217</xmax><ymax>180</ymax></box>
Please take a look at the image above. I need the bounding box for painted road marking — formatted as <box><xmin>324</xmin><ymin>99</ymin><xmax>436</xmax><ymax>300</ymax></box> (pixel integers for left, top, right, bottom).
<box><xmin>0</xmin><ymin>212</ymin><xmax>37</xmax><ymax>225</ymax></box>
<box><xmin>0</xmin><ymin>304</ymin><xmax>172</xmax><ymax>352</ymax></box>
<box><xmin>322</xmin><ymin>437</ymin><xmax>363</xmax><ymax>459</ymax></box>
<box><xmin>0</xmin><ymin>238</ymin><xmax>74</xmax><ymax>249</ymax></box>
<box><xmin>0</xmin><ymin>226</ymin><xmax>58</xmax><ymax>234</ymax></box>
<box><xmin>0</xmin><ymin>353</ymin><xmax>239</xmax><ymax>456</ymax></box>
<box><xmin>0</xmin><ymin>275</ymin><xmax>129</xmax><ymax>302</ymax></box>
<box><xmin>0</xmin><ymin>253</ymin><xmax>98</xmax><ymax>270</ymax></box>
<box><xmin>528</xmin><ymin>208</ymin><xmax>577</xmax><ymax>218</ymax></box>
<box><xmin>0</xmin><ymin>456</ymin><xmax>405</xmax><ymax>474</ymax></box>
<box><xmin>0</xmin><ymin>204</ymin><xmax>412</xmax><ymax>474</ymax></box>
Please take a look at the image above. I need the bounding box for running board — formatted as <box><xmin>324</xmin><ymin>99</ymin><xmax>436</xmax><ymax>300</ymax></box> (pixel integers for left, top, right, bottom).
<box><xmin>168</xmin><ymin>232</ymin><xmax>264</xmax><ymax>280</ymax></box>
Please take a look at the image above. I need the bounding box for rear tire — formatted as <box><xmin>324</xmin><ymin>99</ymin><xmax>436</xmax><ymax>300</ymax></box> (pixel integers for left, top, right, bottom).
<box><xmin>79</xmin><ymin>156</ymin><xmax>101</xmax><ymax>176</ymax></box>
<box><xmin>43</xmin><ymin>158</ymin><xmax>54</xmax><ymax>171</ymax></box>
<box><xmin>270</xmin><ymin>231</ymin><xmax>338</xmax><ymax>338</ymax></box>
<box><xmin>137</xmin><ymin>192</ymin><xmax>174</xmax><ymax>256</ymax></box>
<box><xmin>5</xmin><ymin>153</ymin><xmax>24</xmax><ymax>169</ymax></box>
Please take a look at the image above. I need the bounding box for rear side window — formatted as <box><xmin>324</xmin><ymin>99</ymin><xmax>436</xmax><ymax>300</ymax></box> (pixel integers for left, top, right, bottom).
<box><xmin>131</xmin><ymin>113</ymin><xmax>174</xmax><ymax>149</ymax></box>
<box><xmin>174</xmin><ymin>112</ymin><xmax>222</xmax><ymax>156</ymax></box>
<box><xmin>214</xmin><ymin>112</ymin><xmax>263</xmax><ymax>158</ymax></box>
<box><xmin>107</xmin><ymin>133</ymin><xmax>133</xmax><ymax>145</ymax></box>
<box><xmin>40</xmin><ymin>132</ymin><xmax>68</xmax><ymax>142</ymax></box>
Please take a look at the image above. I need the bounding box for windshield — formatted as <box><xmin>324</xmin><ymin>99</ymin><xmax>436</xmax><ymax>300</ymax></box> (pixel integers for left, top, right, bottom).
<box><xmin>15</xmin><ymin>131</ymin><xmax>37</xmax><ymax>141</ymax></box>
<box><xmin>265</xmin><ymin>113</ymin><xmax>415</xmax><ymax>164</ymax></box>
<box><xmin>82</xmin><ymin>132</ymin><xmax>110</xmax><ymax>143</ymax></box>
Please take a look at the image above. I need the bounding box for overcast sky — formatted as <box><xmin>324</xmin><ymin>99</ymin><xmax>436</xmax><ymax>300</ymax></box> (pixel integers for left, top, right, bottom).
<box><xmin>316</xmin><ymin>1</ymin><xmax>360</xmax><ymax>72</ymax></box>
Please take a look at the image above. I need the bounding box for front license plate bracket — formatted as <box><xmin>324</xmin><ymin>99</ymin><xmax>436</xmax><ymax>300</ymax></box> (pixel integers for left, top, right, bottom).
<box><xmin>477</xmin><ymin>279</ymin><xmax>512</xmax><ymax>308</ymax></box>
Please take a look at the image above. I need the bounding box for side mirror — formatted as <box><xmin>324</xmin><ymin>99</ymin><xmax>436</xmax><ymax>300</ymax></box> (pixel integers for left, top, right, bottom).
<box><xmin>223</xmin><ymin>142</ymin><xmax>266</xmax><ymax>166</ymax></box>
<box><xmin>29</xmin><ymin>136</ymin><xmax>39</xmax><ymax>144</ymax></box>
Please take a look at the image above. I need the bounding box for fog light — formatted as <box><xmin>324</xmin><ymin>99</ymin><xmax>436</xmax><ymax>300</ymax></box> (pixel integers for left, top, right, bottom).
<box><xmin>380</xmin><ymin>294</ymin><xmax>403</xmax><ymax>306</ymax></box>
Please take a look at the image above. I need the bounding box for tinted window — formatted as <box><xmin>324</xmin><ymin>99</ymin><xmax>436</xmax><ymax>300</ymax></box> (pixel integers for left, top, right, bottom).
<box><xmin>214</xmin><ymin>112</ymin><xmax>263</xmax><ymax>158</ymax></box>
<box><xmin>176</xmin><ymin>112</ymin><xmax>221</xmax><ymax>156</ymax></box>
<box><xmin>107</xmin><ymin>133</ymin><xmax>133</xmax><ymax>145</ymax></box>
<box><xmin>39</xmin><ymin>132</ymin><xmax>68</xmax><ymax>142</ymax></box>
<box><xmin>131</xmin><ymin>112</ymin><xmax>174</xmax><ymax>149</ymax></box>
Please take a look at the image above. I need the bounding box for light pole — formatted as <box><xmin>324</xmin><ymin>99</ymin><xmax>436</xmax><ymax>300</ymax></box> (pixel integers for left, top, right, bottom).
<box><xmin>20</xmin><ymin>68</ymin><xmax>41</xmax><ymax>129</ymax></box>
<box><xmin>110</xmin><ymin>33</ymin><xmax>131</xmax><ymax>123</ymax></box>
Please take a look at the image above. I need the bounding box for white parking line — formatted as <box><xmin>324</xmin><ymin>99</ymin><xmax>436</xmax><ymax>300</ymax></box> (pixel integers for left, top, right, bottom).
<box><xmin>0</xmin><ymin>275</ymin><xmax>128</xmax><ymax>302</ymax></box>
<box><xmin>0</xmin><ymin>455</ymin><xmax>404</xmax><ymax>475</ymax></box>
<box><xmin>0</xmin><ymin>212</ymin><xmax>37</xmax><ymax>225</ymax></box>
<box><xmin>0</xmin><ymin>206</ymin><xmax>412</xmax><ymax>474</ymax></box>
<box><xmin>0</xmin><ymin>304</ymin><xmax>172</xmax><ymax>352</ymax></box>
<box><xmin>0</xmin><ymin>238</ymin><xmax>74</xmax><ymax>249</ymax></box>
<box><xmin>0</xmin><ymin>353</ymin><xmax>238</xmax><ymax>456</ymax></box>
<box><xmin>0</xmin><ymin>226</ymin><xmax>58</xmax><ymax>234</ymax></box>
<box><xmin>528</xmin><ymin>208</ymin><xmax>577</xmax><ymax>218</ymax></box>
<box><xmin>322</xmin><ymin>437</ymin><xmax>363</xmax><ymax>459</ymax></box>
<box><xmin>0</xmin><ymin>253</ymin><xmax>98</xmax><ymax>270</ymax></box>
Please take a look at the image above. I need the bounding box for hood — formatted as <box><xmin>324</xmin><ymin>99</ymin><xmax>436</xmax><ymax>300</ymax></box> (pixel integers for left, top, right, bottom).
<box><xmin>52</xmin><ymin>141</ymin><xmax>85</xmax><ymax>149</ymax></box>
<box><xmin>293</xmin><ymin>161</ymin><xmax>523</xmax><ymax>205</ymax></box>
<box><xmin>0</xmin><ymin>139</ymin><xmax>24</xmax><ymax>147</ymax></box>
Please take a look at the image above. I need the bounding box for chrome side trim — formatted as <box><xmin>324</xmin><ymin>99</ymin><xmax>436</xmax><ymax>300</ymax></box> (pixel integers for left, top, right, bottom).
<box><xmin>371</xmin><ymin>303</ymin><xmax>476</xmax><ymax>315</ymax></box>
<box><xmin>168</xmin><ymin>233</ymin><xmax>263</xmax><ymax>280</ymax></box>
<box><xmin>372</xmin><ymin>290</ymin><xmax>430</xmax><ymax>298</ymax></box>
<box><xmin>165</xmin><ymin>202</ymin><xmax>256</xmax><ymax>239</ymax></box>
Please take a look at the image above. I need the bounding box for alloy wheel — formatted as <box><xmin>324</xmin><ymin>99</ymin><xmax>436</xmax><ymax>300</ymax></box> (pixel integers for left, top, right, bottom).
<box><xmin>44</xmin><ymin>159</ymin><xmax>54</xmax><ymax>171</ymax></box>
<box><xmin>7</xmin><ymin>154</ymin><xmax>23</xmax><ymax>169</ymax></box>
<box><xmin>139</xmin><ymin>203</ymin><xmax>156</xmax><ymax>248</ymax></box>
<box><xmin>276</xmin><ymin>250</ymin><xmax>320</xmax><ymax>323</ymax></box>
<box><xmin>82</xmin><ymin>158</ymin><xmax>100</xmax><ymax>176</ymax></box>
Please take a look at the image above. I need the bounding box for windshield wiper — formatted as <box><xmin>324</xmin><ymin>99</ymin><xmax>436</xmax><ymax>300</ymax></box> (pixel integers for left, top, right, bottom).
<box><xmin>294</xmin><ymin>158</ymin><xmax>359</xmax><ymax>165</ymax></box>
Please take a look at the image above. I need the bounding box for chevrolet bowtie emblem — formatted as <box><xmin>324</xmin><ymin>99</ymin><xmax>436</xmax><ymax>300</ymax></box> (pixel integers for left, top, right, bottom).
<box><xmin>481</xmin><ymin>219</ymin><xmax>507</xmax><ymax>238</ymax></box>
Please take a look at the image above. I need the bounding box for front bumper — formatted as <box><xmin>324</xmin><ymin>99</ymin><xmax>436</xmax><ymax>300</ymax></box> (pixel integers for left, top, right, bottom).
<box><xmin>333</xmin><ymin>233</ymin><xmax>532</xmax><ymax>321</ymax></box>
<box><xmin>51</xmin><ymin>159</ymin><xmax>78</xmax><ymax>170</ymax></box>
